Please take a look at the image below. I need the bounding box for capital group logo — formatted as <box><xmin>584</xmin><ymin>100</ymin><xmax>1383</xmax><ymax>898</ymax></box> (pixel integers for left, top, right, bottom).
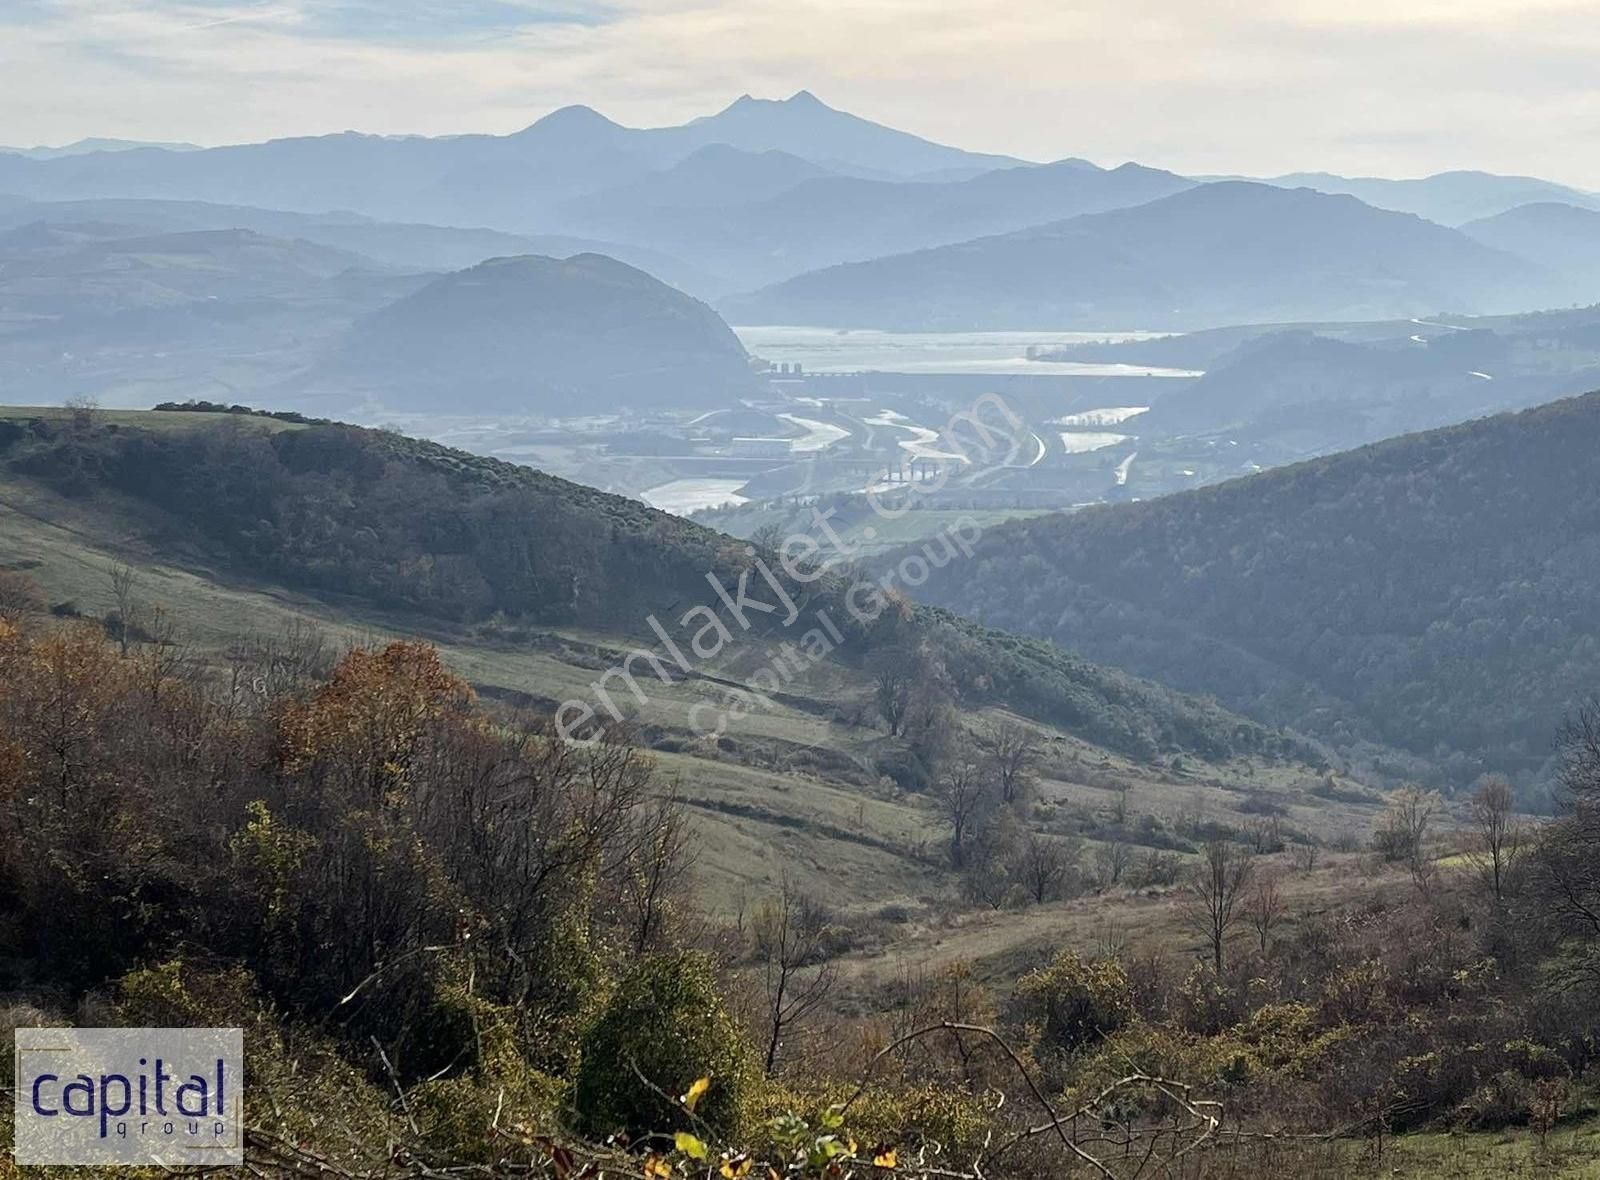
<box><xmin>13</xmin><ymin>1027</ymin><xmax>243</xmax><ymax>1166</ymax></box>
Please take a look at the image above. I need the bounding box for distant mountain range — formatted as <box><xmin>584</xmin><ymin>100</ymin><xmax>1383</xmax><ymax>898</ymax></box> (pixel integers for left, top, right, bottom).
<box><xmin>569</xmin><ymin>144</ymin><xmax>836</xmax><ymax>216</ymax></box>
<box><xmin>0</xmin><ymin>221</ymin><xmax>422</xmax><ymax>403</ymax></box>
<box><xmin>7</xmin><ymin>96</ymin><xmax>1600</xmax><ymax>314</ymax></box>
<box><xmin>0</xmin><ymin>226</ymin><xmax>378</xmax><ymax>313</ymax></box>
<box><xmin>8</xmin><ymin>91</ymin><xmax>1600</xmax><ymax>404</ymax></box>
<box><xmin>908</xmin><ymin>389</ymin><xmax>1600</xmax><ymax>783</ymax></box>
<box><xmin>0</xmin><ymin>193</ymin><xmax>712</xmax><ymax>291</ymax></box>
<box><xmin>1252</xmin><ymin>170</ymin><xmax>1600</xmax><ymax>227</ymax></box>
<box><xmin>565</xmin><ymin>158</ymin><xmax>1195</xmax><ymax>294</ymax></box>
<box><xmin>0</xmin><ymin>137</ymin><xmax>202</xmax><ymax>160</ymax></box>
<box><xmin>721</xmin><ymin>181</ymin><xmax>1554</xmax><ymax>330</ymax></box>
<box><xmin>0</xmin><ymin>225</ymin><xmax>423</xmax><ymax>357</ymax></box>
<box><xmin>0</xmin><ymin>212</ymin><xmax>755</xmax><ymax>414</ymax></box>
<box><xmin>0</xmin><ymin>93</ymin><xmax>1062</xmax><ymax>298</ymax></box>
<box><xmin>664</xmin><ymin>91</ymin><xmax>1023</xmax><ymax>177</ymax></box>
<box><xmin>0</xmin><ymin>92</ymin><xmax>1021</xmax><ymax>237</ymax></box>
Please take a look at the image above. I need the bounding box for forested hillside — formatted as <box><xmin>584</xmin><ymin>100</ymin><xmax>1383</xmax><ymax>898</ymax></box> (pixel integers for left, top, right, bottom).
<box><xmin>0</xmin><ymin>407</ymin><xmax>1293</xmax><ymax>764</ymax></box>
<box><xmin>6</xmin><ymin>420</ymin><xmax>1600</xmax><ymax>1180</ymax></box>
<box><xmin>910</xmin><ymin>390</ymin><xmax>1600</xmax><ymax>785</ymax></box>
<box><xmin>12</xmin><ymin>608</ymin><xmax>1592</xmax><ymax>1179</ymax></box>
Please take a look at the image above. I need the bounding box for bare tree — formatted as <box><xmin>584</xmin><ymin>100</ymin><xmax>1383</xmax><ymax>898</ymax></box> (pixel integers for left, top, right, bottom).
<box><xmin>748</xmin><ymin>521</ymin><xmax>789</xmax><ymax>556</ymax></box>
<box><xmin>64</xmin><ymin>393</ymin><xmax>99</xmax><ymax>432</ymax></box>
<box><xmin>0</xmin><ymin>570</ymin><xmax>45</xmax><ymax>621</ymax></box>
<box><xmin>1532</xmin><ymin>1079</ymin><xmax>1565</xmax><ymax>1149</ymax></box>
<box><xmin>1246</xmin><ymin>814</ymin><xmax>1284</xmax><ymax>854</ymax></box>
<box><xmin>1176</xmin><ymin>791</ymin><xmax>1205</xmax><ymax>840</ymax></box>
<box><xmin>1014</xmin><ymin>833</ymin><xmax>1077</xmax><ymax>904</ymax></box>
<box><xmin>1465</xmin><ymin>776</ymin><xmax>1523</xmax><ymax>904</ymax></box>
<box><xmin>227</xmin><ymin>619</ymin><xmax>335</xmax><ymax>708</ymax></box>
<box><xmin>1529</xmin><ymin>705</ymin><xmax>1600</xmax><ymax>993</ymax></box>
<box><xmin>133</xmin><ymin>603</ymin><xmax>190</xmax><ymax>692</ymax></box>
<box><xmin>1558</xmin><ymin>698</ymin><xmax>1600</xmax><ymax>804</ymax></box>
<box><xmin>752</xmin><ymin>878</ymin><xmax>838</xmax><ymax>1076</ymax></box>
<box><xmin>1245</xmin><ymin>868</ymin><xmax>1286</xmax><ymax>955</ymax></box>
<box><xmin>903</xmin><ymin>689</ymin><xmax>955</xmax><ymax>777</ymax></box>
<box><xmin>1111</xmin><ymin>782</ymin><xmax>1131</xmax><ymax>826</ymax></box>
<box><xmin>107</xmin><ymin>562</ymin><xmax>138</xmax><ymax>656</ymax></box>
<box><xmin>1131</xmin><ymin>847</ymin><xmax>1183</xmax><ymax>888</ymax></box>
<box><xmin>1374</xmin><ymin>785</ymin><xmax>1440</xmax><ymax>870</ymax></box>
<box><xmin>936</xmin><ymin>760</ymin><xmax>993</xmax><ymax>867</ymax></box>
<box><xmin>979</xmin><ymin>717</ymin><xmax>1040</xmax><ymax>807</ymax></box>
<box><xmin>1290</xmin><ymin>840</ymin><xmax>1320</xmax><ymax>874</ymax></box>
<box><xmin>621</xmin><ymin>787</ymin><xmax>696</xmax><ymax>954</ymax></box>
<box><xmin>960</xmin><ymin>811</ymin><xmax>1021</xmax><ymax>910</ymax></box>
<box><xmin>1094</xmin><ymin>838</ymin><xmax>1131</xmax><ymax>888</ymax></box>
<box><xmin>1182</xmin><ymin>839</ymin><xmax>1255</xmax><ymax>973</ymax></box>
<box><xmin>868</xmin><ymin>644</ymin><xmax>917</xmax><ymax>737</ymax></box>
<box><xmin>1530</xmin><ymin>819</ymin><xmax>1600</xmax><ymax>991</ymax></box>
<box><xmin>961</xmin><ymin>860</ymin><xmax>1013</xmax><ymax>911</ymax></box>
<box><xmin>1409</xmin><ymin>848</ymin><xmax>1440</xmax><ymax>897</ymax></box>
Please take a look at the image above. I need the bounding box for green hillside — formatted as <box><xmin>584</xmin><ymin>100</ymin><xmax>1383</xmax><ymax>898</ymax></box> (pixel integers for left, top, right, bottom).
<box><xmin>0</xmin><ymin>404</ymin><xmax>1295</xmax><ymax>765</ymax></box>
<box><xmin>0</xmin><ymin>405</ymin><xmax>1340</xmax><ymax>927</ymax></box>
<box><xmin>8</xmin><ymin>409</ymin><xmax>1502</xmax><ymax>1180</ymax></box>
<box><xmin>909</xmin><ymin>389</ymin><xmax>1600</xmax><ymax>787</ymax></box>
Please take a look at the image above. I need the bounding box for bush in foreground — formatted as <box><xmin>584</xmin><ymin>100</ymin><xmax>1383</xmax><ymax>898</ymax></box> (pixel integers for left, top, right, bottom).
<box><xmin>574</xmin><ymin>951</ymin><xmax>751</xmax><ymax>1140</ymax></box>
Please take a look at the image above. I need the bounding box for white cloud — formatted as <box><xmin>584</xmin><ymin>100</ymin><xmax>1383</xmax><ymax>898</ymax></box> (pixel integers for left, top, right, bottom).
<box><xmin>2</xmin><ymin>0</ymin><xmax>1598</xmax><ymax>187</ymax></box>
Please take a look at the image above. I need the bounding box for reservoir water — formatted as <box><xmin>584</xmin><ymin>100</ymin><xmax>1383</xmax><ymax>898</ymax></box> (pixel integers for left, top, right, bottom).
<box><xmin>733</xmin><ymin>326</ymin><xmax>1201</xmax><ymax>378</ymax></box>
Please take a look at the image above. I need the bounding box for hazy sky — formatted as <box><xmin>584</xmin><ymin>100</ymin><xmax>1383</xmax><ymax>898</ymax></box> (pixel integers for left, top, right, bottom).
<box><xmin>5</xmin><ymin>0</ymin><xmax>1600</xmax><ymax>186</ymax></box>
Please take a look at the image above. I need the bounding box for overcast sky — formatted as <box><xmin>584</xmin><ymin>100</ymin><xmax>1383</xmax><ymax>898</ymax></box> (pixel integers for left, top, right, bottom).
<box><xmin>5</xmin><ymin>0</ymin><xmax>1599</xmax><ymax>186</ymax></box>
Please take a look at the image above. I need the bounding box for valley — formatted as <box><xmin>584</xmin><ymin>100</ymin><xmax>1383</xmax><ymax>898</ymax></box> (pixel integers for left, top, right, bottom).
<box><xmin>0</xmin><ymin>406</ymin><xmax>1348</xmax><ymax>924</ymax></box>
<box><xmin>7</xmin><ymin>59</ymin><xmax>1600</xmax><ymax>1180</ymax></box>
<box><xmin>2</xmin><ymin>400</ymin><xmax>1589</xmax><ymax>1178</ymax></box>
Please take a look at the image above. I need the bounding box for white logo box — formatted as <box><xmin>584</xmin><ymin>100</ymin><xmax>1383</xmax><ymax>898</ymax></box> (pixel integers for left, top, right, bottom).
<box><xmin>13</xmin><ymin>1027</ymin><xmax>243</xmax><ymax>1165</ymax></box>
